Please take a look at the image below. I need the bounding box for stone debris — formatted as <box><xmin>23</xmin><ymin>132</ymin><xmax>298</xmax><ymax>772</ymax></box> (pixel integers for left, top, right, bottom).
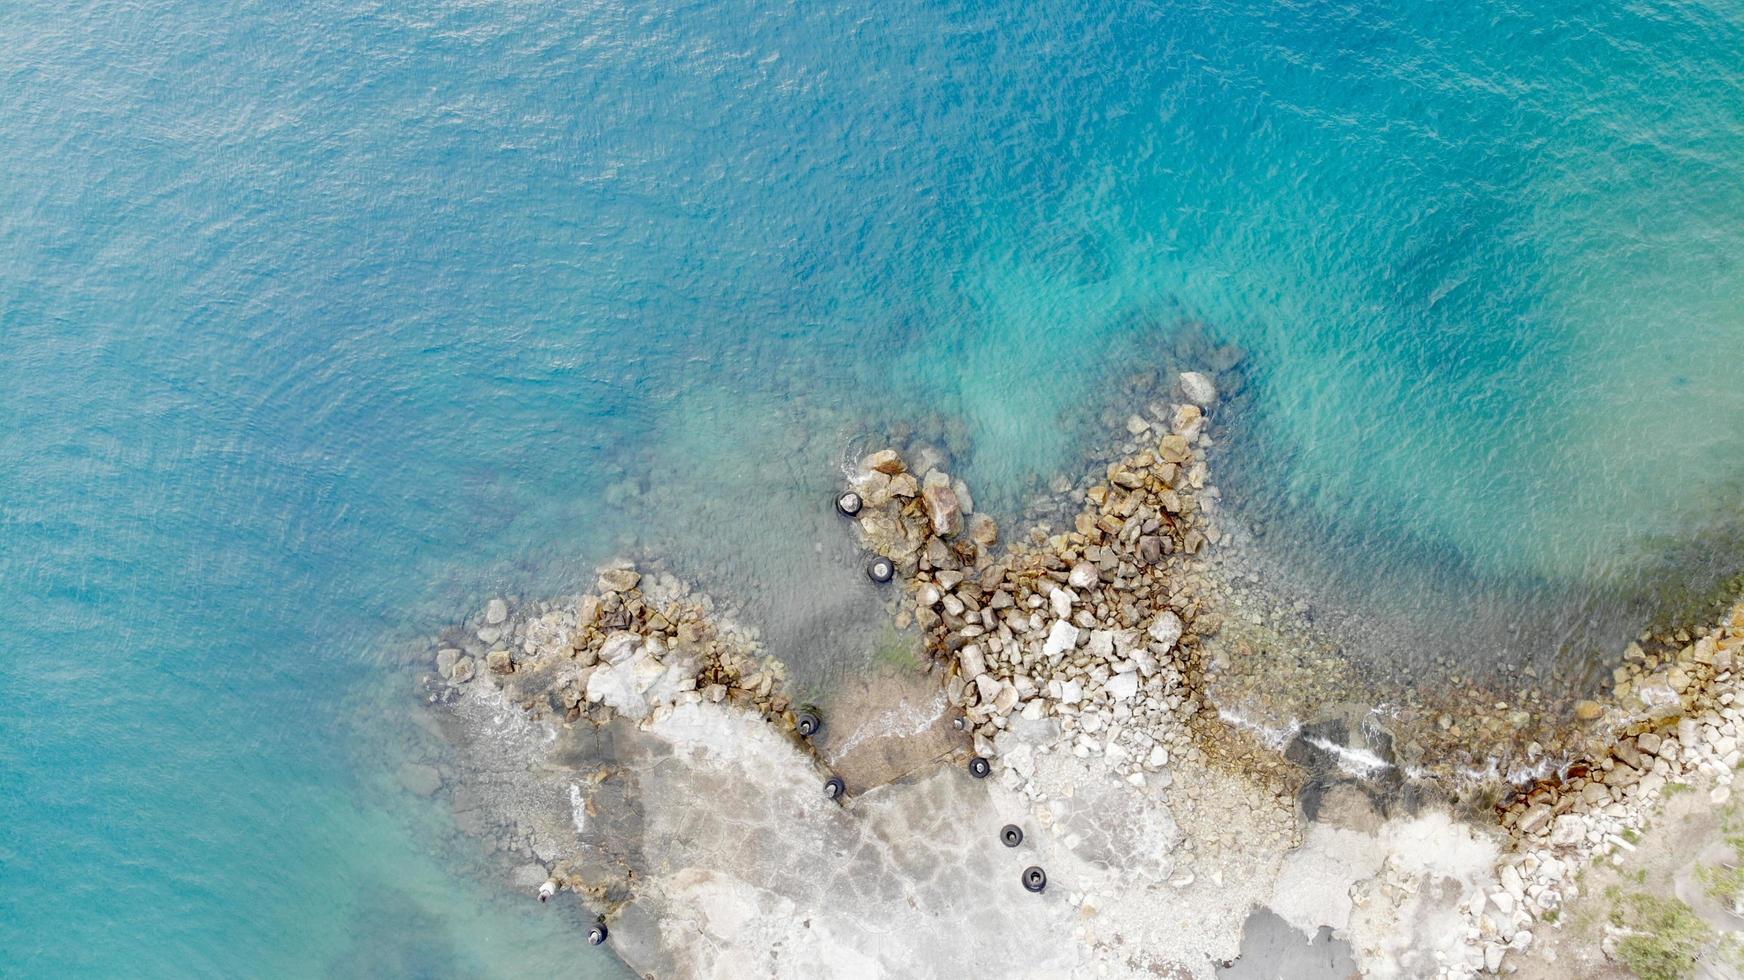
<box><xmin>408</xmin><ymin>345</ymin><xmax>1744</xmax><ymax>980</ymax></box>
<box><xmin>841</xmin><ymin>386</ymin><xmax>1233</xmax><ymax>823</ymax></box>
<box><xmin>1450</xmin><ymin>600</ymin><xmax>1744</xmax><ymax>975</ymax></box>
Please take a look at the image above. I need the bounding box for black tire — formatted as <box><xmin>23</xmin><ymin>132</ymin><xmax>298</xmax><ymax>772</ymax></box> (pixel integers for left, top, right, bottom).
<box><xmin>835</xmin><ymin>491</ymin><xmax>863</xmax><ymax>517</ymax></box>
<box><xmin>796</xmin><ymin>711</ymin><xmax>822</xmax><ymax>738</ymax></box>
<box><xmin>1023</xmin><ymin>866</ymin><xmax>1047</xmax><ymax>894</ymax></box>
<box><xmin>587</xmin><ymin>923</ymin><xmax>608</xmax><ymax>946</ymax></box>
<box><xmin>867</xmin><ymin>557</ymin><xmax>895</xmax><ymax>583</ymax></box>
<box><xmin>1001</xmin><ymin>824</ymin><xmax>1024</xmax><ymax>847</ymax></box>
<box><xmin>824</xmin><ymin>776</ymin><xmax>846</xmax><ymax>799</ymax></box>
<box><xmin>968</xmin><ymin>756</ymin><xmax>991</xmax><ymax>779</ymax></box>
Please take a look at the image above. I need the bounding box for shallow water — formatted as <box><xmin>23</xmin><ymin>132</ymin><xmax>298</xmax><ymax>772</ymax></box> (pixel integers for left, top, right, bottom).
<box><xmin>3</xmin><ymin>0</ymin><xmax>1743</xmax><ymax>974</ymax></box>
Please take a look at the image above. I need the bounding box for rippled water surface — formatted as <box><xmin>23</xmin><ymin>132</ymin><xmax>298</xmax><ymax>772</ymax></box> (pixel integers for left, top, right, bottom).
<box><xmin>3</xmin><ymin>0</ymin><xmax>1742</xmax><ymax>974</ymax></box>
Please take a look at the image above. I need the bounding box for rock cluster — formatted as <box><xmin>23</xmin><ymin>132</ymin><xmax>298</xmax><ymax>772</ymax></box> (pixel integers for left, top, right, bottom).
<box><xmin>1455</xmin><ymin>600</ymin><xmax>1744</xmax><ymax>974</ymax></box>
<box><xmin>845</xmin><ymin>389</ymin><xmax>1226</xmax><ymax>793</ymax></box>
<box><xmin>413</xmin><ymin>335</ymin><xmax>1744</xmax><ymax>979</ymax></box>
<box><xmin>429</xmin><ymin>566</ymin><xmax>805</xmax><ymax>736</ymax></box>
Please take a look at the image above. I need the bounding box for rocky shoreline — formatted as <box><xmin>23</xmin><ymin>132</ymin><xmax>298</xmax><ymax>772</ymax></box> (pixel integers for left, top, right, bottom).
<box><xmin>408</xmin><ymin>362</ymin><xmax>1744</xmax><ymax>978</ymax></box>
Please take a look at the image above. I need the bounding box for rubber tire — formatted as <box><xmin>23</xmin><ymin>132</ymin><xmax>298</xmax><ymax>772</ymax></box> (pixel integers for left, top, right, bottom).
<box><xmin>968</xmin><ymin>756</ymin><xmax>991</xmax><ymax>779</ymax></box>
<box><xmin>796</xmin><ymin>711</ymin><xmax>822</xmax><ymax>738</ymax></box>
<box><xmin>835</xmin><ymin>491</ymin><xmax>863</xmax><ymax>517</ymax></box>
<box><xmin>1023</xmin><ymin>866</ymin><xmax>1047</xmax><ymax>894</ymax></box>
<box><xmin>867</xmin><ymin>557</ymin><xmax>895</xmax><ymax>583</ymax></box>
<box><xmin>1001</xmin><ymin>824</ymin><xmax>1024</xmax><ymax>847</ymax></box>
<box><xmin>588</xmin><ymin>923</ymin><xmax>608</xmax><ymax>946</ymax></box>
<box><xmin>824</xmin><ymin>776</ymin><xmax>846</xmax><ymax>799</ymax></box>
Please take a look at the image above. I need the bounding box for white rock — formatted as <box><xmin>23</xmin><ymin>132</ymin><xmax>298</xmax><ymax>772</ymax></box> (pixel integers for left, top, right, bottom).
<box><xmin>1147</xmin><ymin>611</ymin><xmax>1183</xmax><ymax>651</ymax></box>
<box><xmin>1500</xmin><ymin>864</ymin><xmax>1524</xmax><ymax>899</ymax></box>
<box><xmin>958</xmin><ymin>643</ymin><xmax>987</xmax><ymax>678</ymax></box>
<box><xmin>1043</xmin><ymin>620</ymin><xmax>1080</xmax><ymax>660</ymax></box>
<box><xmin>485</xmin><ymin>598</ymin><xmax>509</xmax><ymax>625</ymax></box>
<box><xmin>1084</xmin><ymin>629</ymin><xmax>1115</xmax><ymax>661</ymax></box>
<box><xmin>599</xmin><ymin>630</ymin><xmax>643</xmax><ymax>665</ymax></box>
<box><xmin>975</xmin><ymin>673</ymin><xmax>1002</xmax><ymax>703</ymax></box>
<box><xmin>1049</xmin><ymin>588</ymin><xmax>1075</xmax><ymax>617</ymax></box>
<box><xmin>585</xmin><ymin>649</ymin><xmax>691</xmax><ymax>721</ymax></box>
<box><xmin>1548</xmin><ymin>815</ymin><xmax>1587</xmax><ymax>847</ymax></box>
<box><xmin>1068</xmin><ymin>562</ymin><xmax>1100</xmax><ymax>589</ymax></box>
<box><xmin>1106</xmin><ymin>671</ymin><xmax>1140</xmax><ymax>702</ymax></box>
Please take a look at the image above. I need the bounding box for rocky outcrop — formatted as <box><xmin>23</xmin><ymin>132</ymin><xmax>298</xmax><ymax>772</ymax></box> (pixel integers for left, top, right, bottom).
<box><xmin>840</xmin><ymin>385</ymin><xmax>1227</xmax><ymax>805</ymax></box>
<box><xmin>1455</xmin><ymin>601</ymin><xmax>1744</xmax><ymax>974</ymax></box>
<box><xmin>412</xmin><ymin>348</ymin><xmax>1744</xmax><ymax>980</ymax></box>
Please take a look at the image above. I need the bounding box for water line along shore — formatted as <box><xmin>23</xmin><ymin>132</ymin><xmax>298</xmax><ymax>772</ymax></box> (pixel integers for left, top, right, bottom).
<box><xmin>408</xmin><ymin>365</ymin><xmax>1744</xmax><ymax>979</ymax></box>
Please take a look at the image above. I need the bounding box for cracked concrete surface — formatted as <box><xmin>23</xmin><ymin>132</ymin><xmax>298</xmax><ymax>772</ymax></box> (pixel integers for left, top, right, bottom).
<box><xmin>433</xmin><ymin>671</ymin><xmax>1323</xmax><ymax>979</ymax></box>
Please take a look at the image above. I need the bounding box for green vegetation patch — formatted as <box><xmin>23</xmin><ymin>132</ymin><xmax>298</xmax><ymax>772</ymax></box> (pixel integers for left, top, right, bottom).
<box><xmin>1607</xmin><ymin>890</ymin><xmax>1714</xmax><ymax>980</ymax></box>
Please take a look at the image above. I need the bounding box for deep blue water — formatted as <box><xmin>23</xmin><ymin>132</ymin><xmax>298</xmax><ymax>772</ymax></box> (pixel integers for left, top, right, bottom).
<box><xmin>3</xmin><ymin>0</ymin><xmax>1743</xmax><ymax>974</ymax></box>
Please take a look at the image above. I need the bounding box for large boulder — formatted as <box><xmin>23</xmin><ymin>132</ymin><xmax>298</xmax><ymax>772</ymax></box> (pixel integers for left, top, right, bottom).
<box><xmin>966</xmin><ymin>513</ymin><xmax>999</xmax><ymax>548</ymax></box>
<box><xmin>599</xmin><ymin>630</ymin><xmax>644</xmax><ymax>665</ymax></box>
<box><xmin>597</xmin><ymin>567</ymin><xmax>642</xmax><ymax>594</ymax></box>
<box><xmin>862</xmin><ymin>449</ymin><xmax>907</xmax><ymax>475</ymax></box>
<box><xmin>922</xmin><ymin>481</ymin><xmax>963</xmax><ymax>537</ymax></box>
<box><xmin>1178</xmin><ymin>371</ymin><xmax>1218</xmax><ymax>407</ymax></box>
<box><xmin>585</xmin><ymin>641</ymin><xmax>695</xmax><ymax>721</ymax></box>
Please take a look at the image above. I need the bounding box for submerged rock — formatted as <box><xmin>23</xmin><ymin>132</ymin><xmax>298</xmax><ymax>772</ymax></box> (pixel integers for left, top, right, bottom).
<box><xmin>596</xmin><ymin>567</ymin><xmax>642</xmax><ymax>594</ymax></box>
<box><xmin>1178</xmin><ymin>371</ymin><xmax>1218</xmax><ymax>406</ymax></box>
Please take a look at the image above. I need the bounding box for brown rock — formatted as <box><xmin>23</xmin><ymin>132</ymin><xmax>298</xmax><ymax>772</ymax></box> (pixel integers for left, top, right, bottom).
<box><xmin>450</xmin><ymin>656</ymin><xmax>476</xmax><ymax>684</ymax></box>
<box><xmin>922</xmin><ymin>482</ymin><xmax>963</xmax><ymax>536</ymax></box>
<box><xmin>864</xmin><ymin>449</ymin><xmax>907</xmax><ymax>475</ymax></box>
<box><xmin>486</xmin><ymin>649</ymin><xmax>514</xmax><ymax>674</ymax></box>
<box><xmin>1573</xmin><ymin>699</ymin><xmax>1603</xmax><ymax>722</ymax></box>
<box><xmin>967</xmin><ymin>512</ymin><xmax>999</xmax><ymax>548</ymax></box>
<box><xmin>596</xmin><ymin>567</ymin><xmax>642</xmax><ymax>594</ymax></box>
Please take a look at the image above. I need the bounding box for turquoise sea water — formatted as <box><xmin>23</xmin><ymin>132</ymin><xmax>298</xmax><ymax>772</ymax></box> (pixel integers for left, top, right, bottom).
<box><xmin>3</xmin><ymin>0</ymin><xmax>1743</xmax><ymax>974</ymax></box>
